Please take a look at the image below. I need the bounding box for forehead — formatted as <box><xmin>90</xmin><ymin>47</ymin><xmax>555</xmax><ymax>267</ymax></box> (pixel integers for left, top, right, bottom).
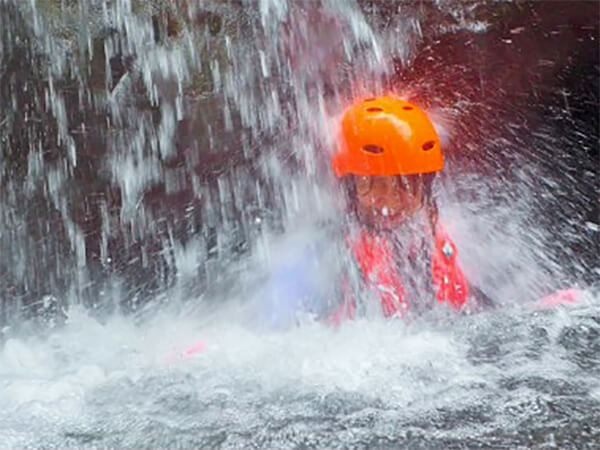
<box><xmin>355</xmin><ymin>175</ymin><xmax>397</xmax><ymax>183</ymax></box>
<box><xmin>354</xmin><ymin>175</ymin><xmax>422</xmax><ymax>185</ymax></box>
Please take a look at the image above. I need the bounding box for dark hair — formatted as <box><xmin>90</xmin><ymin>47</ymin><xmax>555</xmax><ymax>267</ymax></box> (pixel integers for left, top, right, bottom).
<box><xmin>421</xmin><ymin>173</ymin><xmax>439</xmax><ymax>230</ymax></box>
<box><xmin>340</xmin><ymin>175</ymin><xmax>359</xmax><ymax>221</ymax></box>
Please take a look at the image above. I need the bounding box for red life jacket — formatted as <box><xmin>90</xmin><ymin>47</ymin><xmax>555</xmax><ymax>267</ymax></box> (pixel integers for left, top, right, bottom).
<box><xmin>348</xmin><ymin>225</ymin><xmax>470</xmax><ymax>318</ymax></box>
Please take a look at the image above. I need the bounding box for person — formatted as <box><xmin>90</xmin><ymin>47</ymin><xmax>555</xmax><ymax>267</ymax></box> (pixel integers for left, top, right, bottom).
<box><xmin>260</xmin><ymin>95</ymin><xmax>492</xmax><ymax>329</ymax></box>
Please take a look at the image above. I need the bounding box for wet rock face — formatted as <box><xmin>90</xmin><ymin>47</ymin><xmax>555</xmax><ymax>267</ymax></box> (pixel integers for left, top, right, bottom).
<box><xmin>0</xmin><ymin>1</ymin><xmax>598</xmax><ymax>324</ymax></box>
<box><xmin>0</xmin><ymin>0</ymin><xmax>248</xmax><ymax>321</ymax></box>
<box><xmin>0</xmin><ymin>2</ymin><xmax>73</xmax><ymax>322</ymax></box>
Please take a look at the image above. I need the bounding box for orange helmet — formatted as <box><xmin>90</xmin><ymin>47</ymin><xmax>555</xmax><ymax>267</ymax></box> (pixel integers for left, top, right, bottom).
<box><xmin>331</xmin><ymin>96</ymin><xmax>443</xmax><ymax>177</ymax></box>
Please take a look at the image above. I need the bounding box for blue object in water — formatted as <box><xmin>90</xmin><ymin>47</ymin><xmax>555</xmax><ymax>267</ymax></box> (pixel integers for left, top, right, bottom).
<box><xmin>261</xmin><ymin>245</ymin><xmax>323</xmax><ymax>329</ymax></box>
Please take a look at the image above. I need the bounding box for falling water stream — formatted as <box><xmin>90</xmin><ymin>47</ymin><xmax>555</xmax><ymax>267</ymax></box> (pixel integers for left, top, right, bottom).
<box><xmin>0</xmin><ymin>0</ymin><xmax>598</xmax><ymax>447</ymax></box>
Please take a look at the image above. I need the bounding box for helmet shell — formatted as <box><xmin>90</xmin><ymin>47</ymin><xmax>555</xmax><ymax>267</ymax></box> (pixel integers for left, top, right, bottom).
<box><xmin>332</xmin><ymin>96</ymin><xmax>443</xmax><ymax>177</ymax></box>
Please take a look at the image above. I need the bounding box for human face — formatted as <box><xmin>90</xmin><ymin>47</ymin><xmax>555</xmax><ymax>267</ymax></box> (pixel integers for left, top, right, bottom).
<box><xmin>353</xmin><ymin>175</ymin><xmax>425</xmax><ymax>227</ymax></box>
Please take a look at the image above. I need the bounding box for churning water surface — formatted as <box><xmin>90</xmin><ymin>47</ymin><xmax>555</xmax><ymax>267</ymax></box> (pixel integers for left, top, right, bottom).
<box><xmin>0</xmin><ymin>0</ymin><xmax>598</xmax><ymax>448</ymax></box>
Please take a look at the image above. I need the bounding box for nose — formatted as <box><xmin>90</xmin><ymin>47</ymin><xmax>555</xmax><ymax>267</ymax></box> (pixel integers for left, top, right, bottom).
<box><xmin>373</xmin><ymin>197</ymin><xmax>389</xmax><ymax>209</ymax></box>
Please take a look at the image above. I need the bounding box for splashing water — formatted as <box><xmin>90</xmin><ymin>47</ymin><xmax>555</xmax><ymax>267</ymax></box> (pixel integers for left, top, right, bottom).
<box><xmin>0</xmin><ymin>0</ymin><xmax>599</xmax><ymax>447</ymax></box>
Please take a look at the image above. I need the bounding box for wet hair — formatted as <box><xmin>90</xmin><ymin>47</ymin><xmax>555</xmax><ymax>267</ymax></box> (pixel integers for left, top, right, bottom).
<box><xmin>340</xmin><ymin>175</ymin><xmax>359</xmax><ymax>220</ymax></box>
<box><xmin>423</xmin><ymin>174</ymin><xmax>439</xmax><ymax>230</ymax></box>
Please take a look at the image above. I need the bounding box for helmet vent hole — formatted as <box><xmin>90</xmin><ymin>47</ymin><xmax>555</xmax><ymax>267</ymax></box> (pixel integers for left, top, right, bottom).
<box><xmin>366</xmin><ymin>107</ymin><xmax>383</xmax><ymax>113</ymax></box>
<box><xmin>362</xmin><ymin>145</ymin><xmax>384</xmax><ymax>154</ymax></box>
<box><xmin>422</xmin><ymin>141</ymin><xmax>435</xmax><ymax>151</ymax></box>
<box><xmin>402</xmin><ymin>106</ymin><xmax>413</xmax><ymax>110</ymax></box>
<box><xmin>364</xmin><ymin>98</ymin><xmax>376</xmax><ymax>102</ymax></box>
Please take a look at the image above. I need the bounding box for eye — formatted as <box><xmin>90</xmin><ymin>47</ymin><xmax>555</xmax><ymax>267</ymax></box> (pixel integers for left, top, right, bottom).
<box><xmin>356</xmin><ymin>176</ymin><xmax>372</xmax><ymax>194</ymax></box>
